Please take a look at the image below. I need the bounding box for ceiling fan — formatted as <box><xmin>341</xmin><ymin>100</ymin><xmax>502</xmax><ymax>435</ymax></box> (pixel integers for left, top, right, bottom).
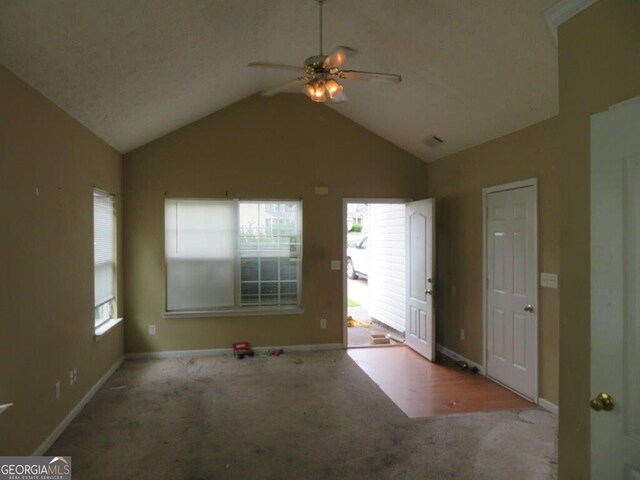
<box><xmin>248</xmin><ymin>0</ymin><xmax>402</xmax><ymax>104</ymax></box>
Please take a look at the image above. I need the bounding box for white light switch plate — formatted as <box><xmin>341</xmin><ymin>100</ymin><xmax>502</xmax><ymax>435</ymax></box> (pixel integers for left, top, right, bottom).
<box><xmin>331</xmin><ymin>260</ymin><xmax>341</xmax><ymax>270</ymax></box>
<box><xmin>541</xmin><ymin>272</ymin><xmax>559</xmax><ymax>289</ymax></box>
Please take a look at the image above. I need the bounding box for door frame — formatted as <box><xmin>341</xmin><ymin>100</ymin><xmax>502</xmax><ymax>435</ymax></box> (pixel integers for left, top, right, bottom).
<box><xmin>342</xmin><ymin>198</ymin><xmax>410</xmax><ymax>348</ymax></box>
<box><xmin>482</xmin><ymin>178</ymin><xmax>539</xmax><ymax>401</ymax></box>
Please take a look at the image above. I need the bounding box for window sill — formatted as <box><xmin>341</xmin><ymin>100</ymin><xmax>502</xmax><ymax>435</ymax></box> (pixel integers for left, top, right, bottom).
<box><xmin>163</xmin><ymin>306</ymin><xmax>305</xmax><ymax>319</ymax></box>
<box><xmin>94</xmin><ymin>317</ymin><xmax>123</xmax><ymax>341</ymax></box>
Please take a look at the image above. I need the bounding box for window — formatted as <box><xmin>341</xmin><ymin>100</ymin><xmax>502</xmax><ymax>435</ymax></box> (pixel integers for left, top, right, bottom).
<box><xmin>93</xmin><ymin>189</ymin><xmax>116</xmax><ymax>328</ymax></box>
<box><xmin>165</xmin><ymin>199</ymin><xmax>302</xmax><ymax>313</ymax></box>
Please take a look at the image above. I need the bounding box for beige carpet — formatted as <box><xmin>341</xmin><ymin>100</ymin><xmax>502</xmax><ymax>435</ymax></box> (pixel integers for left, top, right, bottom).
<box><xmin>48</xmin><ymin>350</ymin><xmax>558</xmax><ymax>480</ymax></box>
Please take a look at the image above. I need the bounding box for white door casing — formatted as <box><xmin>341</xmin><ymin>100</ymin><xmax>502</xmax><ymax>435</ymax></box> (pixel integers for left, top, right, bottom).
<box><xmin>485</xmin><ymin>183</ymin><xmax>538</xmax><ymax>400</ymax></box>
<box><xmin>590</xmin><ymin>99</ymin><xmax>640</xmax><ymax>479</ymax></box>
<box><xmin>405</xmin><ymin>199</ymin><xmax>435</xmax><ymax>361</ymax></box>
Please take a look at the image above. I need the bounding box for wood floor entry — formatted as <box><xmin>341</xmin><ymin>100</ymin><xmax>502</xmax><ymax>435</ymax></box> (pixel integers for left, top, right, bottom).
<box><xmin>347</xmin><ymin>346</ymin><xmax>534</xmax><ymax>417</ymax></box>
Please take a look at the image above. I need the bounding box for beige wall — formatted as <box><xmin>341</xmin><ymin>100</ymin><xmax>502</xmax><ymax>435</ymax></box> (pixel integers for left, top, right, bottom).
<box><xmin>123</xmin><ymin>94</ymin><xmax>428</xmax><ymax>353</ymax></box>
<box><xmin>558</xmin><ymin>1</ymin><xmax>640</xmax><ymax>478</ymax></box>
<box><xmin>0</xmin><ymin>65</ymin><xmax>124</xmax><ymax>455</ymax></box>
<box><xmin>427</xmin><ymin>116</ymin><xmax>560</xmax><ymax>404</ymax></box>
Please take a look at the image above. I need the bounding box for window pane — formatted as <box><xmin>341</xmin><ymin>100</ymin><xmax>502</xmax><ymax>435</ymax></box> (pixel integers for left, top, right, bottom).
<box><xmin>280</xmin><ymin>260</ymin><xmax>298</xmax><ymax>281</ymax></box>
<box><xmin>241</xmin><ymin>282</ymin><xmax>259</xmax><ymax>305</ymax></box>
<box><xmin>241</xmin><ymin>258</ymin><xmax>259</xmax><ymax>279</ymax></box>
<box><xmin>260</xmin><ymin>258</ymin><xmax>279</xmax><ymax>281</ymax></box>
<box><xmin>238</xmin><ymin>201</ymin><xmax>302</xmax><ymax>306</ymax></box>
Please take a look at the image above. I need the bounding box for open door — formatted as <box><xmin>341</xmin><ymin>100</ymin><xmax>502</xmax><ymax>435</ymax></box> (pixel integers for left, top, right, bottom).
<box><xmin>405</xmin><ymin>199</ymin><xmax>435</xmax><ymax>361</ymax></box>
<box><xmin>590</xmin><ymin>98</ymin><xmax>640</xmax><ymax>478</ymax></box>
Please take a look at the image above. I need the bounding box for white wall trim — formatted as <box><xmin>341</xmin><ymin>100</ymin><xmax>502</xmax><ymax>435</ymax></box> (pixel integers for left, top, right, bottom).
<box><xmin>542</xmin><ymin>0</ymin><xmax>598</xmax><ymax>45</ymax></box>
<box><xmin>126</xmin><ymin>343</ymin><xmax>344</xmax><ymax>359</ymax></box>
<box><xmin>436</xmin><ymin>344</ymin><xmax>486</xmax><ymax>376</ymax></box>
<box><xmin>482</xmin><ymin>178</ymin><xmax>539</xmax><ymax>402</ymax></box>
<box><xmin>538</xmin><ymin>397</ymin><xmax>559</xmax><ymax>415</ymax></box>
<box><xmin>33</xmin><ymin>356</ymin><xmax>125</xmax><ymax>456</ymax></box>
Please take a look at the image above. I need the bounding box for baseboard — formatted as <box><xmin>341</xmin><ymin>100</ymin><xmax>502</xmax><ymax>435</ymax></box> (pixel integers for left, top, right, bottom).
<box><xmin>126</xmin><ymin>343</ymin><xmax>344</xmax><ymax>359</ymax></box>
<box><xmin>537</xmin><ymin>397</ymin><xmax>559</xmax><ymax>415</ymax></box>
<box><xmin>33</xmin><ymin>356</ymin><xmax>125</xmax><ymax>456</ymax></box>
<box><xmin>436</xmin><ymin>344</ymin><xmax>486</xmax><ymax>375</ymax></box>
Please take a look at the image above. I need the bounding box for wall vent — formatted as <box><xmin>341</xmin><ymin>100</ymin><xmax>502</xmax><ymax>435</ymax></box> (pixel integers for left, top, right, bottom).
<box><xmin>423</xmin><ymin>135</ymin><xmax>445</xmax><ymax>148</ymax></box>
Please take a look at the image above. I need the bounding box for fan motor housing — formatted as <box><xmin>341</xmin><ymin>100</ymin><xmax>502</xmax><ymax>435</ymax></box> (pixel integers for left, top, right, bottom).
<box><xmin>304</xmin><ymin>55</ymin><xmax>327</xmax><ymax>75</ymax></box>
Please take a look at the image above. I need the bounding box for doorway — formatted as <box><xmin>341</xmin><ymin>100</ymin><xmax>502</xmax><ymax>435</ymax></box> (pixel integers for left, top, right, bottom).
<box><xmin>483</xmin><ymin>179</ymin><xmax>538</xmax><ymax>401</ymax></box>
<box><xmin>344</xmin><ymin>201</ymin><xmax>407</xmax><ymax>347</ymax></box>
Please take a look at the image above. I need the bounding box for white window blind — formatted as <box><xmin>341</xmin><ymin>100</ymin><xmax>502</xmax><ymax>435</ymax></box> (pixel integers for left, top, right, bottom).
<box><xmin>93</xmin><ymin>189</ymin><xmax>115</xmax><ymax>308</ymax></box>
<box><xmin>165</xmin><ymin>199</ymin><xmax>302</xmax><ymax>312</ymax></box>
<box><xmin>165</xmin><ymin>200</ymin><xmax>236</xmax><ymax>310</ymax></box>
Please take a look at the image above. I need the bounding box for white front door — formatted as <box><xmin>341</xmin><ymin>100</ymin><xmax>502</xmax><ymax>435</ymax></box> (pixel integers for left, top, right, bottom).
<box><xmin>590</xmin><ymin>99</ymin><xmax>640</xmax><ymax>479</ymax></box>
<box><xmin>486</xmin><ymin>185</ymin><xmax>537</xmax><ymax>400</ymax></box>
<box><xmin>405</xmin><ymin>199</ymin><xmax>435</xmax><ymax>361</ymax></box>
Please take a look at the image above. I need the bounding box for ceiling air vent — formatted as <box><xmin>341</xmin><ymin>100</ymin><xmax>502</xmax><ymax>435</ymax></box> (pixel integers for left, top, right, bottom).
<box><xmin>423</xmin><ymin>135</ymin><xmax>445</xmax><ymax>148</ymax></box>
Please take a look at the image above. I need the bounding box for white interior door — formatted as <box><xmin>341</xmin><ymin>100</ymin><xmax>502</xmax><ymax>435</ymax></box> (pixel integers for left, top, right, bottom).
<box><xmin>590</xmin><ymin>98</ymin><xmax>640</xmax><ymax>479</ymax></box>
<box><xmin>486</xmin><ymin>185</ymin><xmax>537</xmax><ymax>400</ymax></box>
<box><xmin>405</xmin><ymin>199</ymin><xmax>435</xmax><ymax>361</ymax></box>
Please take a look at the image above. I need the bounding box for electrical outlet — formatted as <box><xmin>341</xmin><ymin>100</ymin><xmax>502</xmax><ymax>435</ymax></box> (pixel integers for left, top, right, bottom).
<box><xmin>320</xmin><ymin>318</ymin><xmax>327</xmax><ymax>329</ymax></box>
<box><xmin>73</xmin><ymin>368</ymin><xmax>78</xmax><ymax>384</ymax></box>
<box><xmin>149</xmin><ymin>325</ymin><xmax>157</xmax><ymax>335</ymax></box>
<box><xmin>460</xmin><ymin>328</ymin><xmax>465</xmax><ymax>341</ymax></box>
<box><xmin>69</xmin><ymin>370</ymin><xmax>74</xmax><ymax>386</ymax></box>
<box><xmin>55</xmin><ymin>381</ymin><xmax>61</xmax><ymax>399</ymax></box>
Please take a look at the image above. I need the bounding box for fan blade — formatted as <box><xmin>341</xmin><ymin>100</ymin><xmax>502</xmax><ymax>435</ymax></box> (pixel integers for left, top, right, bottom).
<box><xmin>323</xmin><ymin>46</ymin><xmax>357</xmax><ymax>69</ymax></box>
<box><xmin>338</xmin><ymin>70</ymin><xmax>402</xmax><ymax>83</ymax></box>
<box><xmin>329</xmin><ymin>91</ymin><xmax>349</xmax><ymax>104</ymax></box>
<box><xmin>248</xmin><ymin>62</ymin><xmax>305</xmax><ymax>73</ymax></box>
<box><xmin>261</xmin><ymin>77</ymin><xmax>310</xmax><ymax>97</ymax></box>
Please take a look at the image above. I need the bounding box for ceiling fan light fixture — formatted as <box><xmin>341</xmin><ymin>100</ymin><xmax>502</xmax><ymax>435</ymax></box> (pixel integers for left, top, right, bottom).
<box><xmin>325</xmin><ymin>79</ymin><xmax>343</xmax><ymax>99</ymax></box>
<box><xmin>304</xmin><ymin>78</ymin><xmax>327</xmax><ymax>103</ymax></box>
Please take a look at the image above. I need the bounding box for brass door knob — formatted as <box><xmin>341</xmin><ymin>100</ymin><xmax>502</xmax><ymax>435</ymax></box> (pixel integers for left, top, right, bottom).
<box><xmin>524</xmin><ymin>304</ymin><xmax>534</xmax><ymax>313</ymax></box>
<box><xmin>590</xmin><ymin>392</ymin><xmax>615</xmax><ymax>412</ymax></box>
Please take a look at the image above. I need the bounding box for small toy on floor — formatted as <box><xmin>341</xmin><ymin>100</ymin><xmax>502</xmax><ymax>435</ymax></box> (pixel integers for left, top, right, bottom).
<box><xmin>232</xmin><ymin>341</ymin><xmax>255</xmax><ymax>359</ymax></box>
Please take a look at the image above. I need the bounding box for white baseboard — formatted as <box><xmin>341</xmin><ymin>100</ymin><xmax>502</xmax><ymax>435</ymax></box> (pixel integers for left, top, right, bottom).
<box><xmin>33</xmin><ymin>356</ymin><xmax>125</xmax><ymax>456</ymax></box>
<box><xmin>126</xmin><ymin>343</ymin><xmax>344</xmax><ymax>359</ymax></box>
<box><xmin>436</xmin><ymin>344</ymin><xmax>486</xmax><ymax>375</ymax></box>
<box><xmin>538</xmin><ymin>397</ymin><xmax>559</xmax><ymax>415</ymax></box>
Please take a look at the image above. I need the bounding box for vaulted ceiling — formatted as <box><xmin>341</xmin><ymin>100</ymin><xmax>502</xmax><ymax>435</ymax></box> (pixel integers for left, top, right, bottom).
<box><xmin>0</xmin><ymin>0</ymin><xmax>558</xmax><ymax>161</ymax></box>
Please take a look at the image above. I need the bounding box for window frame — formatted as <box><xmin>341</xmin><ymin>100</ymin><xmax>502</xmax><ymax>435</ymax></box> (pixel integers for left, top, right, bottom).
<box><xmin>163</xmin><ymin>198</ymin><xmax>304</xmax><ymax>317</ymax></box>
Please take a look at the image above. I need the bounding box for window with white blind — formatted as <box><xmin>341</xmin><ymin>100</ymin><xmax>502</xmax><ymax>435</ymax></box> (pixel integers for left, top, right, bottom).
<box><xmin>93</xmin><ymin>189</ymin><xmax>116</xmax><ymax>327</ymax></box>
<box><xmin>165</xmin><ymin>199</ymin><xmax>302</xmax><ymax>314</ymax></box>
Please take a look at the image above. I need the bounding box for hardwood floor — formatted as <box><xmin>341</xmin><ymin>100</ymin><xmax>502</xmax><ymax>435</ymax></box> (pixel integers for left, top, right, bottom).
<box><xmin>347</xmin><ymin>346</ymin><xmax>534</xmax><ymax>417</ymax></box>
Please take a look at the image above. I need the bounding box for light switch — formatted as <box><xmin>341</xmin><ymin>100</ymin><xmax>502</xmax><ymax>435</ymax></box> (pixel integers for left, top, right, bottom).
<box><xmin>331</xmin><ymin>260</ymin><xmax>341</xmax><ymax>271</ymax></box>
<box><xmin>541</xmin><ymin>273</ymin><xmax>559</xmax><ymax>289</ymax></box>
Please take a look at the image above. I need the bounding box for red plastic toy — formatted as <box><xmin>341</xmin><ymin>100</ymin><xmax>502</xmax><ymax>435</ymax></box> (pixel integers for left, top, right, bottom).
<box><xmin>232</xmin><ymin>341</ymin><xmax>255</xmax><ymax>359</ymax></box>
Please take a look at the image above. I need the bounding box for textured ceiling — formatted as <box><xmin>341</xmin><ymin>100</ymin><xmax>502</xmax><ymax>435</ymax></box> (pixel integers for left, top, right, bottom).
<box><xmin>0</xmin><ymin>0</ymin><xmax>558</xmax><ymax>161</ymax></box>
